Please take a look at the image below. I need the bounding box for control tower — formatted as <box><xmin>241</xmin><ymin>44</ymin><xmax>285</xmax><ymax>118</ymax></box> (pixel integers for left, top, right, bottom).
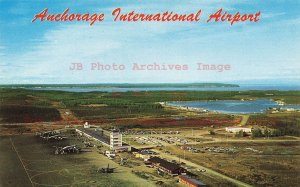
<box><xmin>110</xmin><ymin>129</ymin><xmax>122</xmax><ymax>150</ymax></box>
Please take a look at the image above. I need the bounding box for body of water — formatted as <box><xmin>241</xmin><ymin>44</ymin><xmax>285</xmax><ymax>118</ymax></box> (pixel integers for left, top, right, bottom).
<box><xmin>168</xmin><ymin>99</ymin><xmax>300</xmax><ymax>114</ymax></box>
<box><xmin>23</xmin><ymin>84</ymin><xmax>300</xmax><ymax>92</ymax></box>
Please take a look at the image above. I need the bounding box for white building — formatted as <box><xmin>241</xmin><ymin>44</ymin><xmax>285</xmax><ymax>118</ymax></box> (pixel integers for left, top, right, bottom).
<box><xmin>110</xmin><ymin>129</ymin><xmax>122</xmax><ymax>150</ymax></box>
<box><xmin>226</xmin><ymin>127</ymin><xmax>252</xmax><ymax>133</ymax></box>
<box><xmin>83</xmin><ymin>122</ymin><xmax>90</xmax><ymax>128</ymax></box>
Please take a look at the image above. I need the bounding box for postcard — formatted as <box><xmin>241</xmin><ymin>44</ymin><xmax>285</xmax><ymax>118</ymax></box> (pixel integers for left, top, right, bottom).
<box><xmin>0</xmin><ymin>0</ymin><xmax>299</xmax><ymax>186</ymax></box>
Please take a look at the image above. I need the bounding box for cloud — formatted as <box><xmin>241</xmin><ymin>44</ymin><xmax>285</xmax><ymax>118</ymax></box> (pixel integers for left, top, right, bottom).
<box><xmin>0</xmin><ymin>0</ymin><xmax>299</xmax><ymax>84</ymax></box>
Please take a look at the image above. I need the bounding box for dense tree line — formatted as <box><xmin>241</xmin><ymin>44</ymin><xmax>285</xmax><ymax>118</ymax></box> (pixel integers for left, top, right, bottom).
<box><xmin>252</xmin><ymin>121</ymin><xmax>299</xmax><ymax>137</ymax></box>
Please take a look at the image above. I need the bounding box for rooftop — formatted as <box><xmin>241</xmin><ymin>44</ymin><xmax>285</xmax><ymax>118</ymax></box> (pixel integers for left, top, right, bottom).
<box><xmin>179</xmin><ymin>175</ymin><xmax>206</xmax><ymax>186</ymax></box>
<box><xmin>79</xmin><ymin>128</ymin><xmax>110</xmax><ymax>144</ymax></box>
<box><xmin>148</xmin><ymin>157</ymin><xmax>181</xmax><ymax>171</ymax></box>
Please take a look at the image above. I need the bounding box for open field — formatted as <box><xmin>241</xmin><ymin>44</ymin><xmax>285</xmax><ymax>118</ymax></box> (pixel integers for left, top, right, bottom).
<box><xmin>122</xmin><ymin>126</ymin><xmax>300</xmax><ymax>187</ymax></box>
<box><xmin>0</xmin><ymin>105</ymin><xmax>61</xmax><ymax>123</ymax></box>
<box><xmin>1</xmin><ymin>126</ymin><xmax>300</xmax><ymax>186</ymax></box>
<box><xmin>1</xmin><ymin>88</ymin><xmax>299</xmax><ymax>125</ymax></box>
<box><xmin>0</xmin><ymin>130</ymin><xmax>255</xmax><ymax>187</ymax></box>
<box><xmin>153</xmin><ymin>140</ymin><xmax>300</xmax><ymax>187</ymax></box>
<box><xmin>0</xmin><ymin>88</ymin><xmax>299</xmax><ymax>187</ymax></box>
<box><xmin>0</xmin><ymin>134</ymin><xmax>157</xmax><ymax>187</ymax></box>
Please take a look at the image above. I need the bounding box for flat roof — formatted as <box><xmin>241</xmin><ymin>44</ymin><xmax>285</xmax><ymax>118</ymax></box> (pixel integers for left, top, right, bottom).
<box><xmin>227</xmin><ymin>127</ymin><xmax>251</xmax><ymax>129</ymax></box>
<box><xmin>179</xmin><ymin>175</ymin><xmax>206</xmax><ymax>186</ymax></box>
<box><xmin>148</xmin><ymin>157</ymin><xmax>181</xmax><ymax>171</ymax></box>
<box><xmin>78</xmin><ymin>128</ymin><xmax>110</xmax><ymax>144</ymax></box>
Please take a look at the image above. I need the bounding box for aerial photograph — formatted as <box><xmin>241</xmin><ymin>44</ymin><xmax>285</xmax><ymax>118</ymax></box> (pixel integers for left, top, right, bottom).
<box><xmin>0</xmin><ymin>0</ymin><xmax>299</xmax><ymax>187</ymax></box>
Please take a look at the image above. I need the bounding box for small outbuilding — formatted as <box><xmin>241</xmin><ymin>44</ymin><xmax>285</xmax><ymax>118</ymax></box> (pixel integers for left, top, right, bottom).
<box><xmin>148</xmin><ymin>157</ymin><xmax>186</xmax><ymax>176</ymax></box>
<box><xmin>226</xmin><ymin>127</ymin><xmax>252</xmax><ymax>133</ymax></box>
<box><xmin>179</xmin><ymin>175</ymin><xmax>206</xmax><ymax>187</ymax></box>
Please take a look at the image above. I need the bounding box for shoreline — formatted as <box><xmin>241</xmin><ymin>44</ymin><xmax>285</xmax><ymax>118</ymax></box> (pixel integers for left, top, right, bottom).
<box><xmin>161</xmin><ymin>99</ymin><xmax>300</xmax><ymax>115</ymax></box>
<box><xmin>159</xmin><ymin>102</ymin><xmax>212</xmax><ymax>114</ymax></box>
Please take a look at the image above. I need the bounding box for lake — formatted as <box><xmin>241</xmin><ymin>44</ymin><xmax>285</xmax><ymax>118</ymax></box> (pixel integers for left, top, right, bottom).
<box><xmin>23</xmin><ymin>84</ymin><xmax>300</xmax><ymax>92</ymax></box>
<box><xmin>168</xmin><ymin>99</ymin><xmax>300</xmax><ymax>114</ymax></box>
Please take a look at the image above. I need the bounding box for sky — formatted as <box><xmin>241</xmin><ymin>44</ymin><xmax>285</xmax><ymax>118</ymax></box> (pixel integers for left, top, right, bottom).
<box><xmin>0</xmin><ymin>0</ymin><xmax>299</xmax><ymax>84</ymax></box>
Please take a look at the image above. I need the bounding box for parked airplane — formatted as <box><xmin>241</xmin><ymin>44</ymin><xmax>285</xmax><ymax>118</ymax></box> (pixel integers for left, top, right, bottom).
<box><xmin>46</xmin><ymin>134</ymin><xmax>67</xmax><ymax>141</ymax></box>
<box><xmin>38</xmin><ymin>131</ymin><xmax>67</xmax><ymax>141</ymax></box>
<box><xmin>97</xmin><ymin>164</ymin><xmax>116</xmax><ymax>173</ymax></box>
<box><xmin>54</xmin><ymin>145</ymin><xmax>81</xmax><ymax>155</ymax></box>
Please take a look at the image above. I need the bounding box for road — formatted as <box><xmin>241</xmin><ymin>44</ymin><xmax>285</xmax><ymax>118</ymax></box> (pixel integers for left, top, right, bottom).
<box><xmin>238</xmin><ymin>115</ymin><xmax>250</xmax><ymax>126</ymax></box>
<box><xmin>157</xmin><ymin>149</ymin><xmax>253</xmax><ymax>187</ymax></box>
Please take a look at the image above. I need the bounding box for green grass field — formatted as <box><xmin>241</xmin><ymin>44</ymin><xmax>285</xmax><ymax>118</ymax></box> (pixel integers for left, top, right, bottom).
<box><xmin>1</xmin><ymin>88</ymin><xmax>299</xmax><ymax>123</ymax></box>
<box><xmin>0</xmin><ymin>135</ymin><xmax>156</xmax><ymax>187</ymax></box>
<box><xmin>160</xmin><ymin>141</ymin><xmax>300</xmax><ymax>187</ymax></box>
